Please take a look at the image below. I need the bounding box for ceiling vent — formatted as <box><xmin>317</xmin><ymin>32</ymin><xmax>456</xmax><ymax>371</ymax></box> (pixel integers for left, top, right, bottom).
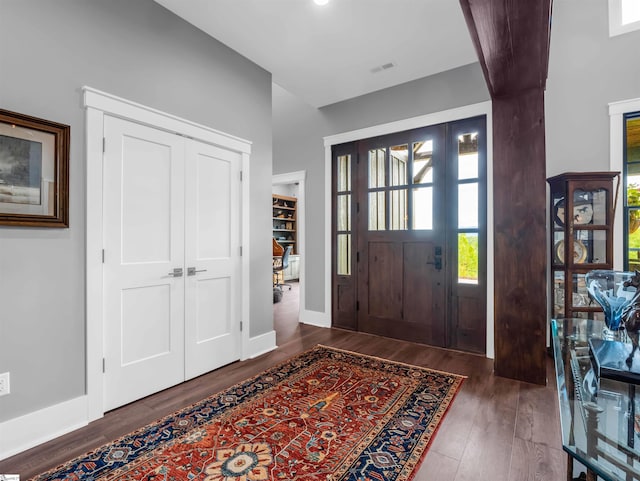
<box><xmin>370</xmin><ymin>62</ymin><xmax>396</xmax><ymax>74</ymax></box>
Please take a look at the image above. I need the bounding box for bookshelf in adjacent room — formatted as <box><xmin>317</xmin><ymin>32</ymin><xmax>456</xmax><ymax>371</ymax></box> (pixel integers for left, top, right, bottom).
<box><xmin>272</xmin><ymin>194</ymin><xmax>297</xmax><ymax>255</ymax></box>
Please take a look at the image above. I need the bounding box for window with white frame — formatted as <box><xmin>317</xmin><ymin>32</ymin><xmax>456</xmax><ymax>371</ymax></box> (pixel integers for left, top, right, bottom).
<box><xmin>624</xmin><ymin>113</ymin><xmax>640</xmax><ymax>271</ymax></box>
<box><xmin>609</xmin><ymin>0</ymin><xmax>640</xmax><ymax>36</ymax></box>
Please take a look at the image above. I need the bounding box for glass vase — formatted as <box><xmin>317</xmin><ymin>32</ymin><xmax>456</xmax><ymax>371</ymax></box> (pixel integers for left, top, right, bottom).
<box><xmin>585</xmin><ymin>270</ymin><xmax>640</xmax><ymax>332</ymax></box>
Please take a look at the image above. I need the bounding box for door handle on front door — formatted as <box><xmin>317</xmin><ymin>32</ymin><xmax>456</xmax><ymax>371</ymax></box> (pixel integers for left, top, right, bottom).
<box><xmin>168</xmin><ymin>267</ymin><xmax>184</xmax><ymax>277</ymax></box>
<box><xmin>426</xmin><ymin>246</ymin><xmax>442</xmax><ymax>271</ymax></box>
<box><xmin>187</xmin><ymin>267</ymin><xmax>207</xmax><ymax>276</ymax></box>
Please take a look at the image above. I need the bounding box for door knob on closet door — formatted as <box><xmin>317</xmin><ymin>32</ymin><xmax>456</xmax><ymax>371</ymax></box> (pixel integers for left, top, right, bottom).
<box><xmin>187</xmin><ymin>267</ymin><xmax>207</xmax><ymax>276</ymax></box>
<box><xmin>168</xmin><ymin>267</ymin><xmax>183</xmax><ymax>277</ymax></box>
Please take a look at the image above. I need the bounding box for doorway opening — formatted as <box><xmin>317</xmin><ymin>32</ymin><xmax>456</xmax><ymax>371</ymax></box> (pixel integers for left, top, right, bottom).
<box><xmin>272</xmin><ymin>171</ymin><xmax>306</xmax><ymax>345</ymax></box>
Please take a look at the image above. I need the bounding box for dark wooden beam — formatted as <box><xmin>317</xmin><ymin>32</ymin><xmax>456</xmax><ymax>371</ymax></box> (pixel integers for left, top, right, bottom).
<box><xmin>492</xmin><ymin>91</ymin><xmax>547</xmax><ymax>385</ymax></box>
<box><xmin>459</xmin><ymin>0</ymin><xmax>552</xmax><ymax>98</ymax></box>
<box><xmin>460</xmin><ymin>0</ymin><xmax>553</xmax><ymax>385</ymax></box>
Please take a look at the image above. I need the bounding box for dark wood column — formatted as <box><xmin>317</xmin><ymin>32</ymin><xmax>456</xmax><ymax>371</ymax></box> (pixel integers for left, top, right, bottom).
<box><xmin>460</xmin><ymin>0</ymin><xmax>553</xmax><ymax>384</ymax></box>
<box><xmin>492</xmin><ymin>90</ymin><xmax>547</xmax><ymax>384</ymax></box>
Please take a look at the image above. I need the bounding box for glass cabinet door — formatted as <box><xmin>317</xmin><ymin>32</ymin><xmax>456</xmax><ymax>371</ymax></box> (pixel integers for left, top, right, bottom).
<box><xmin>547</xmin><ymin>172</ymin><xmax>618</xmax><ymax>320</ymax></box>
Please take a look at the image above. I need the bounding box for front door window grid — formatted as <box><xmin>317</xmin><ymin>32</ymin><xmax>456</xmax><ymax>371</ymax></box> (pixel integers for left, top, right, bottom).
<box><xmin>367</xmin><ymin>140</ymin><xmax>435</xmax><ymax>232</ymax></box>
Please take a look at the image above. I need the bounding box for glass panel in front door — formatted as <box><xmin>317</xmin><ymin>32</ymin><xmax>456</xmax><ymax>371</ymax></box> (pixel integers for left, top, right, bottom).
<box><xmin>337</xmin><ymin>234</ymin><xmax>351</xmax><ymax>275</ymax></box>
<box><xmin>390</xmin><ymin>144</ymin><xmax>408</xmax><ymax>186</ymax></box>
<box><xmin>411</xmin><ymin>139</ymin><xmax>435</xmax><ymax>230</ymax></box>
<box><xmin>412</xmin><ymin>187</ymin><xmax>433</xmax><ymax>230</ymax></box>
<box><xmin>413</xmin><ymin>140</ymin><xmax>434</xmax><ymax>184</ymax></box>
<box><xmin>337</xmin><ymin>194</ymin><xmax>350</xmax><ymax>231</ymax></box>
<box><xmin>337</xmin><ymin>153</ymin><xmax>351</xmax><ymax>191</ymax></box>
<box><xmin>390</xmin><ymin>189</ymin><xmax>407</xmax><ymax>230</ymax></box>
<box><xmin>336</xmin><ymin>154</ymin><xmax>352</xmax><ymax>276</ymax></box>
<box><xmin>458</xmin><ymin>183</ymin><xmax>478</xmax><ymax>229</ymax></box>
<box><xmin>368</xmin><ymin>148</ymin><xmax>386</xmax><ymax>188</ymax></box>
<box><xmin>457</xmin><ymin>132</ymin><xmax>479</xmax><ymax>284</ymax></box>
<box><xmin>390</xmin><ymin>144</ymin><xmax>408</xmax><ymax>231</ymax></box>
<box><xmin>368</xmin><ymin>148</ymin><xmax>387</xmax><ymax>231</ymax></box>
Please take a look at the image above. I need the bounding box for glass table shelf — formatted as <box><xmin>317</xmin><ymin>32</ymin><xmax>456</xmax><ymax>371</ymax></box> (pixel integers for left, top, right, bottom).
<box><xmin>552</xmin><ymin>318</ymin><xmax>640</xmax><ymax>480</ymax></box>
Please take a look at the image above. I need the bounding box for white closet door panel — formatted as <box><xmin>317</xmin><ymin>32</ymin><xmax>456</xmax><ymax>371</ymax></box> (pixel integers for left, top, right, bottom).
<box><xmin>103</xmin><ymin>116</ymin><xmax>185</xmax><ymax>411</ymax></box>
<box><xmin>194</xmin><ymin>276</ymin><xmax>230</xmax><ymax>341</ymax></box>
<box><xmin>121</xmin><ymin>136</ymin><xmax>172</xmax><ymax>263</ymax></box>
<box><xmin>195</xmin><ymin>155</ymin><xmax>231</xmax><ymax>259</ymax></box>
<box><xmin>185</xmin><ymin>140</ymin><xmax>241</xmax><ymax>380</ymax></box>
<box><xmin>121</xmin><ymin>284</ymin><xmax>172</xmax><ymax>365</ymax></box>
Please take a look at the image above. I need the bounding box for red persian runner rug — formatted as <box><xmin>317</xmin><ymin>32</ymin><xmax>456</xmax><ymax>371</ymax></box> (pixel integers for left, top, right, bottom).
<box><xmin>32</xmin><ymin>345</ymin><xmax>464</xmax><ymax>481</ymax></box>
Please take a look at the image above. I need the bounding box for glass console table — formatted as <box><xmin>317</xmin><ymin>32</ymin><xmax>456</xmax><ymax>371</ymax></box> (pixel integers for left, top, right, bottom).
<box><xmin>551</xmin><ymin>318</ymin><xmax>640</xmax><ymax>480</ymax></box>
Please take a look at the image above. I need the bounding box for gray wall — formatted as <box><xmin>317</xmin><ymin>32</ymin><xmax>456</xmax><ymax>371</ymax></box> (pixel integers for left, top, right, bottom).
<box><xmin>273</xmin><ymin>63</ymin><xmax>490</xmax><ymax>312</ymax></box>
<box><xmin>272</xmin><ymin>183</ymin><xmax>298</xmax><ymax>198</ymax></box>
<box><xmin>0</xmin><ymin>0</ymin><xmax>273</xmax><ymax>422</ymax></box>
<box><xmin>546</xmin><ymin>0</ymin><xmax>640</xmax><ymax>175</ymax></box>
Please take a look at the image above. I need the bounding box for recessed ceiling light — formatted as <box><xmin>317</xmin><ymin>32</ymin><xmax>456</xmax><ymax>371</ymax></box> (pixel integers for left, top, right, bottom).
<box><xmin>314</xmin><ymin>0</ymin><xmax>329</xmax><ymax>5</ymax></box>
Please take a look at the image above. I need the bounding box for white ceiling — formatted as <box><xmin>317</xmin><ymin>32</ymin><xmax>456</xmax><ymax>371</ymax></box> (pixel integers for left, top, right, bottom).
<box><xmin>154</xmin><ymin>0</ymin><xmax>478</xmax><ymax>108</ymax></box>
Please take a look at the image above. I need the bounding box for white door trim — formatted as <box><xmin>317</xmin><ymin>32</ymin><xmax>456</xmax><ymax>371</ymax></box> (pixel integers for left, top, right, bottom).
<box><xmin>83</xmin><ymin>86</ymin><xmax>252</xmax><ymax>421</ymax></box>
<box><xmin>322</xmin><ymin>100</ymin><xmax>495</xmax><ymax>358</ymax></box>
<box><xmin>609</xmin><ymin>96</ymin><xmax>640</xmax><ymax>270</ymax></box>
<box><xmin>272</xmin><ymin>171</ymin><xmax>307</xmax><ymax>324</ymax></box>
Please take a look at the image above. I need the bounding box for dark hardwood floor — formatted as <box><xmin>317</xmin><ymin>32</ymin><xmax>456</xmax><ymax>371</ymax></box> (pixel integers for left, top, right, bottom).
<box><xmin>1</xmin><ymin>281</ymin><xmax>566</xmax><ymax>480</ymax></box>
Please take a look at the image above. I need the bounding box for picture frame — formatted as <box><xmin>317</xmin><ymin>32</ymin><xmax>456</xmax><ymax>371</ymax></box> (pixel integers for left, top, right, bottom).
<box><xmin>0</xmin><ymin>108</ymin><xmax>70</xmax><ymax>227</ymax></box>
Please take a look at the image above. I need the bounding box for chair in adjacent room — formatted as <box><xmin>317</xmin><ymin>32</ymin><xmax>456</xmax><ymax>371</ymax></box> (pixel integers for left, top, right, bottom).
<box><xmin>273</xmin><ymin>245</ymin><xmax>293</xmax><ymax>291</ymax></box>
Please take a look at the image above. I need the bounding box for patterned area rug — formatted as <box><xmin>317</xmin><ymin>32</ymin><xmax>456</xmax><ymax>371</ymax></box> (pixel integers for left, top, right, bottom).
<box><xmin>32</xmin><ymin>345</ymin><xmax>464</xmax><ymax>481</ymax></box>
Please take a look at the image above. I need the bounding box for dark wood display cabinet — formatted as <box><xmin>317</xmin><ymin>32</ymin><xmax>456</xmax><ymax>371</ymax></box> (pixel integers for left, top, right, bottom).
<box><xmin>547</xmin><ymin>172</ymin><xmax>619</xmax><ymax>320</ymax></box>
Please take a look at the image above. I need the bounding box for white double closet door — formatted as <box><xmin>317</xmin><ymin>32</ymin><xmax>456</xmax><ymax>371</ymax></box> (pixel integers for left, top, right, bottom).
<box><xmin>102</xmin><ymin>116</ymin><xmax>241</xmax><ymax>411</ymax></box>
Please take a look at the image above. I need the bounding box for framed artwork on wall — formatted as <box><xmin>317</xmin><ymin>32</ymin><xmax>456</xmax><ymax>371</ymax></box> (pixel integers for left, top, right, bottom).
<box><xmin>0</xmin><ymin>108</ymin><xmax>69</xmax><ymax>227</ymax></box>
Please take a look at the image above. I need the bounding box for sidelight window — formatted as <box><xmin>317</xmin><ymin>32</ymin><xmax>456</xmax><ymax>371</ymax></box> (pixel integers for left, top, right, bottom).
<box><xmin>456</xmin><ymin>132</ymin><xmax>480</xmax><ymax>284</ymax></box>
<box><xmin>336</xmin><ymin>154</ymin><xmax>352</xmax><ymax>275</ymax></box>
<box><xmin>624</xmin><ymin>113</ymin><xmax>640</xmax><ymax>271</ymax></box>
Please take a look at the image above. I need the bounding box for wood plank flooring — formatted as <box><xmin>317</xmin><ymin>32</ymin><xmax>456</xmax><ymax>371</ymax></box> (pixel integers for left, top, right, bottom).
<box><xmin>0</xmin><ymin>281</ymin><xmax>567</xmax><ymax>480</ymax></box>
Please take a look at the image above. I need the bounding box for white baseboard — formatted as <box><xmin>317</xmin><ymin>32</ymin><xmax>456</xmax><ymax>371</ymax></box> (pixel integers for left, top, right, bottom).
<box><xmin>247</xmin><ymin>330</ymin><xmax>277</xmax><ymax>358</ymax></box>
<box><xmin>0</xmin><ymin>395</ymin><xmax>88</xmax><ymax>461</ymax></box>
<box><xmin>300</xmin><ymin>309</ymin><xmax>331</xmax><ymax>328</ymax></box>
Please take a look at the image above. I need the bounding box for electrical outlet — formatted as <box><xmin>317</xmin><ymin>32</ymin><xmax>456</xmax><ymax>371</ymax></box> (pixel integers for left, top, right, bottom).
<box><xmin>0</xmin><ymin>372</ymin><xmax>10</xmax><ymax>396</ymax></box>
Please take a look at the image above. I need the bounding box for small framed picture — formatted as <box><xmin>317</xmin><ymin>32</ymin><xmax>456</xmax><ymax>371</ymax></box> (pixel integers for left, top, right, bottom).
<box><xmin>0</xmin><ymin>109</ymin><xmax>69</xmax><ymax>227</ymax></box>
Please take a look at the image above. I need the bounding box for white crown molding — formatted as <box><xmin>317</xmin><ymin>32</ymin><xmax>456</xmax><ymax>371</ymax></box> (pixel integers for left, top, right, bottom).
<box><xmin>82</xmin><ymin>87</ymin><xmax>252</xmax><ymax>154</ymax></box>
<box><xmin>324</xmin><ymin>101</ymin><xmax>491</xmax><ymax>146</ymax></box>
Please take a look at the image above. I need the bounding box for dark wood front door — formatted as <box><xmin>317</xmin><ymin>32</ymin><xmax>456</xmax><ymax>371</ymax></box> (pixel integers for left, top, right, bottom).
<box><xmin>356</xmin><ymin>127</ymin><xmax>447</xmax><ymax>345</ymax></box>
<box><xmin>332</xmin><ymin>116</ymin><xmax>487</xmax><ymax>353</ymax></box>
